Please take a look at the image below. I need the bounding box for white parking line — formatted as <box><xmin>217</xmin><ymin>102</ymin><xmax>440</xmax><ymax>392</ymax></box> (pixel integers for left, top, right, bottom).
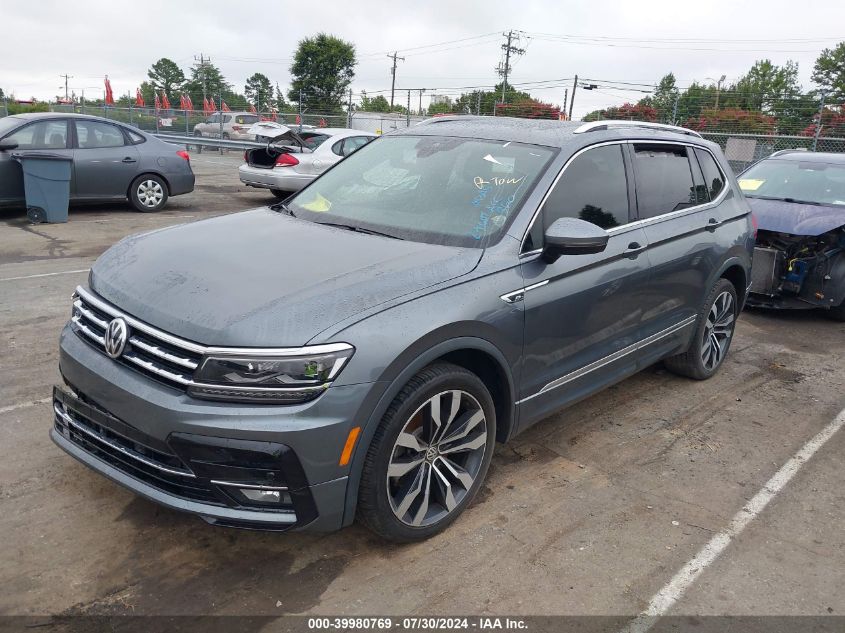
<box><xmin>0</xmin><ymin>397</ymin><xmax>51</xmax><ymax>415</ymax></box>
<box><xmin>0</xmin><ymin>269</ymin><xmax>89</xmax><ymax>282</ymax></box>
<box><xmin>622</xmin><ymin>407</ymin><xmax>845</xmax><ymax>633</ymax></box>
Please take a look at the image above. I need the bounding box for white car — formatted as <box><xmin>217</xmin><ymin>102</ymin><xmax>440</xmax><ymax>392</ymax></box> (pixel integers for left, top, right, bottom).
<box><xmin>239</xmin><ymin>126</ymin><xmax>376</xmax><ymax>198</ymax></box>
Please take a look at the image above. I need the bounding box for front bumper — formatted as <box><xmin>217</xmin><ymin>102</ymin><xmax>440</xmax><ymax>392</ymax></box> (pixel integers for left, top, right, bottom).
<box><xmin>238</xmin><ymin>164</ymin><xmax>313</xmax><ymax>192</ymax></box>
<box><xmin>54</xmin><ymin>325</ymin><xmax>375</xmax><ymax>531</ymax></box>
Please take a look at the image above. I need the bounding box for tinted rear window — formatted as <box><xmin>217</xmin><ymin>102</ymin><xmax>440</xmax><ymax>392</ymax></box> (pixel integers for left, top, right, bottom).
<box><xmin>695</xmin><ymin>148</ymin><xmax>726</xmax><ymax>200</ymax></box>
<box><xmin>633</xmin><ymin>144</ymin><xmax>696</xmax><ymax>218</ymax></box>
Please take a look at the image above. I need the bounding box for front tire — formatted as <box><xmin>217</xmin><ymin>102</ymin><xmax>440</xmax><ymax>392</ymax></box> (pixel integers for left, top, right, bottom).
<box><xmin>358</xmin><ymin>362</ymin><xmax>496</xmax><ymax>542</ymax></box>
<box><xmin>129</xmin><ymin>175</ymin><xmax>169</xmax><ymax>212</ymax></box>
<box><xmin>665</xmin><ymin>278</ymin><xmax>738</xmax><ymax>380</ymax></box>
<box><xmin>827</xmin><ymin>300</ymin><xmax>845</xmax><ymax>322</ymax></box>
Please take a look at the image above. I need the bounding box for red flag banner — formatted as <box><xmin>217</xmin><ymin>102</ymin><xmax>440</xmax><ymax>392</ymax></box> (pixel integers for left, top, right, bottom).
<box><xmin>318</xmin><ymin>118</ymin><xmax>327</xmax><ymax>128</ymax></box>
<box><xmin>295</xmin><ymin>114</ymin><xmax>301</xmax><ymax>124</ymax></box>
<box><xmin>161</xmin><ymin>92</ymin><xmax>171</xmax><ymax>110</ymax></box>
<box><xmin>179</xmin><ymin>94</ymin><xmax>187</xmax><ymax>110</ymax></box>
<box><xmin>186</xmin><ymin>95</ymin><xmax>193</xmax><ymax>111</ymax></box>
<box><xmin>209</xmin><ymin>97</ymin><xmax>217</xmax><ymax>112</ymax></box>
<box><xmin>104</xmin><ymin>76</ymin><xmax>115</xmax><ymax>106</ymax></box>
<box><xmin>249</xmin><ymin>103</ymin><xmax>257</xmax><ymax>114</ymax></box>
<box><xmin>221</xmin><ymin>101</ymin><xmax>231</xmax><ymax>112</ymax></box>
<box><xmin>154</xmin><ymin>93</ymin><xmax>161</xmax><ymax>111</ymax></box>
<box><xmin>135</xmin><ymin>88</ymin><xmax>144</xmax><ymax>107</ymax></box>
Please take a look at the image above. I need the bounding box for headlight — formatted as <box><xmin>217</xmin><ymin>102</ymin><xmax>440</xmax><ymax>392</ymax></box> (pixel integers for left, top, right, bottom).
<box><xmin>188</xmin><ymin>344</ymin><xmax>354</xmax><ymax>404</ymax></box>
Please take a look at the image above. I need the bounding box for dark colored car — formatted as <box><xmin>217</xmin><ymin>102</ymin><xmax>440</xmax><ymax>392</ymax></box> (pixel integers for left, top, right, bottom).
<box><xmin>0</xmin><ymin>113</ymin><xmax>194</xmax><ymax>212</ymax></box>
<box><xmin>741</xmin><ymin>151</ymin><xmax>845</xmax><ymax>320</ymax></box>
<box><xmin>52</xmin><ymin>118</ymin><xmax>753</xmax><ymax>541</ymax></box>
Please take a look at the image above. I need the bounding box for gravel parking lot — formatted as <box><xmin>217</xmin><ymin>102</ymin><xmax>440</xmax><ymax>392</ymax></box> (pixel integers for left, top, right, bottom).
<box><xmin>1</xmin><ymin>154</ymin><xmax>843</xmax><ymax>625</ymax></box>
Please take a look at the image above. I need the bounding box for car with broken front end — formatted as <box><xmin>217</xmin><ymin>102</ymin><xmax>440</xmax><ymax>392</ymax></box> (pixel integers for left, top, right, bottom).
<box><xmin>52</xmin><ymin>117</ymin><xmax>753</xmax><ymax>541</ymax></box>
<box><xmin>741</xmin><ymin>150</ymin><xmax>845</xmax><ymax>320</ymax></box>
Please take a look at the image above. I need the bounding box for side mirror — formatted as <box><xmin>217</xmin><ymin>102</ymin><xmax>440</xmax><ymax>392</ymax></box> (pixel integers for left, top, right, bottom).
<box><xmin>542</xmin><ymin>217</ymin><xmax>609</xmax><ymax>263</ymax></box>
<box><xmin>0</xmin><ymin>139</ymin><xmax>19</xmax><ymax>151</ymax></box>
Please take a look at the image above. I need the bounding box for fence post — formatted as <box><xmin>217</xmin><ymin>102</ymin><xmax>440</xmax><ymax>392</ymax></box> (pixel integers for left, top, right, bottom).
<box><xmin>672</xmin><ymin>94</ymin><xmax>679</xmax><ymax>125</ymax></box>
<box><xmin>219</xmin><ymin>92</ymin><xmax>224</xmax><ymax>155</ymax></box>
<box><xmin>347</xmin><ymin>88</ymin><xmax>353</xmax><ymax>128</ymax></box>
<box><xmin>185</xmin><ymin>109</ymin><xmax>189</xmax><ymax>135</ymax></box>
<box><xmin>299</xmin><ymin>89</ymin><xmax>303</xmax><ymax>132</ymax></box>
<box><xmin>406</xmin><ymin>90</ymin><xmax>411</xmax><ymax>127</ymax></box>
<box><xmin>812</xmin><ymin>91</ymin><xmax>826</xmax><ymax>152</ymax></box>
<box><xmin>2</xmin><ymin>94</ymin><xmax>7</xmax><ymax>117</ymax></box>
<box><xmin>81</xmin><ymin>90</ymin><xmax>85</xmax><ymax>115</ymax></box>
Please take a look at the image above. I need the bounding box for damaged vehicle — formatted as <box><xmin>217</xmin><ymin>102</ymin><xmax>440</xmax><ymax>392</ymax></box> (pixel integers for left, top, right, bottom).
<box><xmin>239</xmin><ymin>124</ymin><xmax>375</xmax><ymax>198</ymax></box>
<box><xmin>740</xmin><ymin>151</ymin><xmax>845</xmax><ymax>320</ymax></box>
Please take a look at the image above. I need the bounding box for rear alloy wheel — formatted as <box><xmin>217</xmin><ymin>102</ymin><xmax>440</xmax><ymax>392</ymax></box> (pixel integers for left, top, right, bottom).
<box><xmin>129</xmin><ymin>175</ymin><xmax>169</xmax><ymax>212</ymax></box>
<box><xmin>358</xmin><ymin>363</ymin><xmax>496</xmax><ymax>541</ymax></box>
<box><xmin>665</xmin><ymin>278</ymin><xmax>738</xmax><ymax>380</ymax></box>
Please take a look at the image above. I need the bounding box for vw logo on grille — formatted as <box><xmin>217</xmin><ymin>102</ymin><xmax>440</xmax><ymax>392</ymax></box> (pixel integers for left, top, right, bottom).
<box><xmin>104</xmin><ymin>318</ymin><xmax>128</xmax><ymax>359</ymax></box>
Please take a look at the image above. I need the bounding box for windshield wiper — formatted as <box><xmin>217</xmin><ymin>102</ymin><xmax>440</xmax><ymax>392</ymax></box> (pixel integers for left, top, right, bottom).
<box><xmin>271</xmin><ymin>201</ymin><xmax>296</xmax><ymax>217</ymax></box>
<box><xmin>745</xmin><ymin>194</ymin><xmax>822</xmax><ymax>206</ymax></box>
<box><xmin>315</xmin><ymin>221</ymin><xmax>404</xmax><ymax>240</ymax></box>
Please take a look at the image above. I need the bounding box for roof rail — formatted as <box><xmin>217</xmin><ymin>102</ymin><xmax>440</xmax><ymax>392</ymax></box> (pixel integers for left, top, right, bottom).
<box><xmin>573</xmin><ymin>120</ymin><xmax>702</xmax><ymax>138</ymax></box>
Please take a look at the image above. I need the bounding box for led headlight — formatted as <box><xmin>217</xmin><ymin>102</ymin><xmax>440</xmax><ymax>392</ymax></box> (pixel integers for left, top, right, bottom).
<box><xmin>188</xmin><ymin>343</ymin><xmax>354</xmax><ymax>404</ymax></box>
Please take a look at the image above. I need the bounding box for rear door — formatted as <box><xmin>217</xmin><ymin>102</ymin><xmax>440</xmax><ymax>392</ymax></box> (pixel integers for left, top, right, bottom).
<box><xmin>518</xmin><ymin>142</ymin><xmax>652</xmax><ymax>423</ymax></box>
<box><xmin>72</xmin><ymin>120</ymin><xmax>140</xmax><ymax>199</ymax></box>
<box><xmin>630</xmin><ymin>142</ymin><xmax>721</xmax><ymax>364</ymax></box>
<box><xmin>0</xmin><ymin>118</ymin><xmax>72</xmax><ymax>203</ymax></box>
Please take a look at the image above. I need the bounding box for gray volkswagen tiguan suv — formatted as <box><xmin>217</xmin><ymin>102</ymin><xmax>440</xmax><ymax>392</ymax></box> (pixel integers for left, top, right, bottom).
<box><xmin>53</xmin><ymin>117</ymin><xmax>754</xmax><ymax>541</ymax></box>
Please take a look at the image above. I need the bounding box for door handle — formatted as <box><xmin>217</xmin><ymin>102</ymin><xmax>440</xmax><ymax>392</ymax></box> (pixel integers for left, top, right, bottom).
<box><xmin>705</xmin><ymin>218</ymin><xmax>723</xmax><ymax>231</ymax></box>
<box><xmin>625</xmin><ymin>242</ymin><xmax>646</xmax><ymax>258</ymax></box>
<box><xmin>121</xmin><ymin>157</ymin><xmax>137</xmax><ymax>163</ymax></box>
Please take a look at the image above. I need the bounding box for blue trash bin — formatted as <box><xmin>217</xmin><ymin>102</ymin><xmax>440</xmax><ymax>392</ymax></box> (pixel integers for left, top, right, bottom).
<box><xmin>12</xmin><ymin>153</ymin><xmax>73</xmax><ymax>224</ymax></box>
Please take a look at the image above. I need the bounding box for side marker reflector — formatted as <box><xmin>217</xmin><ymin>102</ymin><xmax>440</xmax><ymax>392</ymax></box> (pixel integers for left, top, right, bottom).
<box><xmin>339</xmin><ymin>426</ymin><xmax>361</xmax><ymax>466</ymax></box>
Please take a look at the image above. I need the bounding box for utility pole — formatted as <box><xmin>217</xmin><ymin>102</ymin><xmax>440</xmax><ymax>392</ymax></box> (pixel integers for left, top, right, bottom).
<box><xmin>299</xmin><ymin>88</ymin><xmax>304</xmax><ymax>132</ymax></box>
<box><xmin>477</xmin><ymin>91</ymin><xmax>481</xmax><ymax>116</ymax></box>
<box><xmin>812</xmin><ymin>91</ymin><xmax>827</xmax><ymax>152</ymax></box>
<box><xmin>59</xmin><ymin>74</ymin><xmax>73</xmax><ymax>101</ymax></box>
<box><xmin>194</xmin><ymin>54</ymin><xmax>210</xmax><ymax>102</ymax></box>
<box><xmin>388</xmin><ymin>51</ymin><xmax>405</xmax><ymax>107</ymax></box>
<box><xmin>672</xmin><ymin>94</ymin><xmax>680</xmax><ymax>125</ymax></box>
<box><xmin>568</xmin><ymin>75</ymin><xmax>578</xmax><ymax>121</ymax></box>
<box><xmin>497</xmin><ymin>30</ymin><xmax>525</xmax><ymax>109</ymax></box>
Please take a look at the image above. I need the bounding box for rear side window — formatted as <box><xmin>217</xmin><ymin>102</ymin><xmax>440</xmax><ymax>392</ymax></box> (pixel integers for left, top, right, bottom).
<box><xmin>235</xmin><ymin>115</ymin><xmax>259</xmax><ymax>124</ymax></box>
<box><xmin>543</xmin><ymin>144</ymin><xmax>630</xmax><ymax>231</ymax></box>
<box><xmin>343</xmin><ymin>136</ymin><xmax>371</xmax><ymax>156</ymax></box>
<box><xmin>3</xmin><ymin>120</ymin><xmax>68</xmax><ymax>149</ymax></box>
<box><xmin>75</xmin><ymin>120</ymin><xmax>125</xmax><ymax>149</ymax></box>
<box><xmin>695</xmin><ymin>148</ymin><xmax>726</xmax><ymax>201</ymax></box>
<box><xmin>632</xmin><ymin>144</ymin><xmax>697</xmax><ymax>218</ymax></box>
<box><xmin>300</xmin><ymin>133</ymin><xmax>330</xmax><ymax>150</ymax></box>
<box><xmin>126</xmin><ymin>129</ymin><xmax>145</xmax><ymax>144</ymax></box>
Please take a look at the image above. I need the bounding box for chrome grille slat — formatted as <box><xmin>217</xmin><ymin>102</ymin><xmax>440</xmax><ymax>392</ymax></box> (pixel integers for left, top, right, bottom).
<box><xmin>72</xmin><ymin>299</ymin><xmax>109</xmax><ymax>330</ymax></box>
<box><xmin>121</xmin><ymin>351</ymin><xmax>193</xmax><ymax>385</ymax></box>
<box><xmin>71</xmin><ymin>315</ymin><xmax>105</xmax><ymax>346</ymax></box>
<box><xmin>54</xmin><ymin>402</ymin><xmax>195</xmax><ymax>478</ymax></box>
<box><xmin>128</xmin><ymin>336</ymin><xmax>199</xmax><ymax>370</ymax></box>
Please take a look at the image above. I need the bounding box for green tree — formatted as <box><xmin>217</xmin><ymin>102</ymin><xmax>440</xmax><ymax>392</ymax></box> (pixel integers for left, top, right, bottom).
<box><xmin>288</xmin><ymin>33</ymin><xmax>356</xmax><ymax>112</ymax></box>
<box><xmin>812</xmin><ymin>42</ymin><xmax>845</xmax><ymax>102</ymax></box>
<box><xmin>360</xmin><ymin>93</ymin><xmax>391</xmax><ymax>112</ymax></box>
<box><xmin>649</xmin><ymin>73</ymin><xmax>680</xmax><ymax>123</ymax></box>
<box><xmin>185</xmin><ymin>59</ymin><xmax>231</xmax><ymax>104</ymax></box>
<box><xmin>147</xmin><ymin>58</ymin><xmax>186</xmax><ymax>100</ymax></box>
<box><xmin>731</xmin><ymin>59</ymin><xmax>801</xmax><ymax>112</ymax></box>
<box><xmin>245</xmin><ymin>73</ymin><xmax>273</xmax><ymax>112</ymax></box>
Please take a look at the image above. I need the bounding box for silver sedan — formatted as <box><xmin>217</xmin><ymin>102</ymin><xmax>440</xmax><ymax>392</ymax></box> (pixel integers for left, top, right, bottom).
<box><xmin>239</xmin><ymin>127</ymin><xmax>376</xmax><ymax>198</ymax></box>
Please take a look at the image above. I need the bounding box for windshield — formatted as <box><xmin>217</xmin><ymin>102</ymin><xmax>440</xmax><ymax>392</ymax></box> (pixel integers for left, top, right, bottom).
<box><xmin>286</xmin><ymin>135</ymin><xmax>555</xmax><ymax>247</ymax></box>
<box><xmin>739</xmin><ymin>158</ymin><xmax>845</xmax><ymax>207</ymax></box>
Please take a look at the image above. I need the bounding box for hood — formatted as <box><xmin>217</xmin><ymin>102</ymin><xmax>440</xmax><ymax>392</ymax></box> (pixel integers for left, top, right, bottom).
<box><xmin>90</xmin><ymin>209</ymin><xmax>481</xmax><ymax>346</ymax></box>
<box><xmin>747</xmin><ymin>197</ymin><xmax>845</xmax><ymax>236</ymax></box>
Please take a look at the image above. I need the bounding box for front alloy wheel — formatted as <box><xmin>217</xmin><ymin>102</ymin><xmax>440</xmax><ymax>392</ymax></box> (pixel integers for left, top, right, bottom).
<box><xmin>387</xmin><ymin>390</ymin><xmax>488</xmax><ymax>527</ymax></box>
<box><xmin>358</xmin><ymin>362</ymin><xmax>496</xmax><ymax>541</ymax></box>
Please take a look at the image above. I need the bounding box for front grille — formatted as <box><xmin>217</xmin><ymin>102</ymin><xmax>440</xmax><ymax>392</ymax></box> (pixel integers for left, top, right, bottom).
<box><xmin>53</xmin><ymin>392</ymin><xmax>221</xmax><ymax>504</ymax></box>
<box><xmin>71</xmin><ymin>287</ymin><xmax>202</xmax><ymax>391</ymax></box>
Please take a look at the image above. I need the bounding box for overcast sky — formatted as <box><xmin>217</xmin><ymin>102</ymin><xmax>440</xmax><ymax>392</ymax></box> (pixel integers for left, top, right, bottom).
<box><xmin>1</xmin><ymin>0</ymin><xmax>842</xmax><ymax>118</ymax></box>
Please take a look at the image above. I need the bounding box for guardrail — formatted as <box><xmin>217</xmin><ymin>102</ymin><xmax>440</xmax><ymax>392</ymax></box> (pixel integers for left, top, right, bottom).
<box><xmin>152</xmin><ymin>133</ymin><xmax>270</xmax><ymax>152</ymax></box>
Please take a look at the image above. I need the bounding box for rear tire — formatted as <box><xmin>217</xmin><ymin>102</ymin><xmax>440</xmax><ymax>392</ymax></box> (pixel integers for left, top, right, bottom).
<box><xmin>129</xmin><ymin>175</ymin><xmax>169</xmax><ymax>212</ymax></box>
<box><xmin>357</xmin><ymin>362</ymin><xmax>496</xmax><ymax>542</ymax></box>
<box><xmin>665</xmin><ymin>278</ymin><xmax>738</xmax><ymax>380</ymax></box>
